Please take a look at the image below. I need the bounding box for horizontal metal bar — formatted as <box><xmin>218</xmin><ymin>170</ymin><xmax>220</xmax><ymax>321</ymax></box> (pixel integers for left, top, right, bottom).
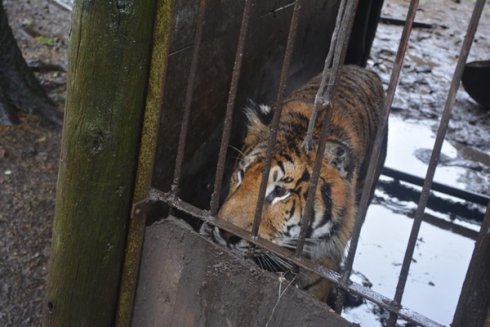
<box><xmin>149</xmin><ymin>188</ymin><xmax>443</xmax><ymax>327</ymax></box>
<box><xmin>382</xmin><ymin>167</ymin><xmax>489</xmax><ymax>206</ymax></box>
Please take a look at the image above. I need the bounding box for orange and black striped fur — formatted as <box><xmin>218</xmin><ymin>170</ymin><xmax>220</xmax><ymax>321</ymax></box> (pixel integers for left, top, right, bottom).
<box><xmin>203</xmin><ymin>65</ymin><xmax>386</xmax><ymax>301</ymax></box>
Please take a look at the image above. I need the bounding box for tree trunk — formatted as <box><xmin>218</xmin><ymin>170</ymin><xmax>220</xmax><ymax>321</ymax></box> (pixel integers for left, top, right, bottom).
<box><xmin>44</xmin><ymin>0</ymin><xmax>157</xmax><ymax>326</ymax></box>
<box><xmin>0</xmin><ymin>0</ymin><xmax>61</xmax><ymax>126</ymax></box>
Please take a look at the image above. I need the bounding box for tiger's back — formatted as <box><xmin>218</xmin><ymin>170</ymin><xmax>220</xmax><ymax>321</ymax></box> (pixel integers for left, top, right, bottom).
<box><xmin>282</xmin><ymin>64</ymin><xmax>386</xmax><ymax>199</ymax></box>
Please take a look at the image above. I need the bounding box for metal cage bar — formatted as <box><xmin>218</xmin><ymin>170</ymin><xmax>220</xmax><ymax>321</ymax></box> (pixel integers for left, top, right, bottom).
<box><xmin>251</xmin><ymin>0</ymin><xmax>303</xmax><ymax>238</ymax></box>
<box><xmin>335</xmin><ymin>0</ymin><xmax>421</xmax><ymax>312</ymax></box>
<box><xmin>296</xmin><ymin>0</ymin><xmax>359</xmax><ymax>257</ymax></box>
<box><xmin>303</xmin><ymin>0</ymin><xmax>348</xmax><ymax>150</ymax></box>
<box><xmin>387</xmin><ymin>0</ymin><xmax>487</xmax><ymax>324</ymax></box>
<box><xmin>210</xmin><ymin>0</ymin><xmax>253</xmax><ymax>215</ymax></box>
<box><xmin>152</xmin><ymin>189</ymin><xmax>442</xmax><ymax>327</ymax></box>
<box><xmin>170</xmin><ymin>0</ymin><xmax>208</xmax><ymax>195</ymax></box>
<box><xmin>157</xmin><ymin>0</ymin><xmax>487</xmax><ymax>326</ymax></box>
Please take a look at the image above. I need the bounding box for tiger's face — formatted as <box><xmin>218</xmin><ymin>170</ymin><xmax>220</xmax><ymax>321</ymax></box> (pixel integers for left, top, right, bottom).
<box><xmin>202</xmin><ymin>66</ymin><xmax>385</xmax><ymax>300</ymax></box>
<box><xmin>207</xmin><ymin>102</ymin><xmax>357</xmax><ymax>266</ymax></box>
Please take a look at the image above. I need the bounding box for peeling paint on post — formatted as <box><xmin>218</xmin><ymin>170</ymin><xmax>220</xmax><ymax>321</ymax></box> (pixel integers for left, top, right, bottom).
<box><xmin>44</xmin><ymin>0</ymin><xmax>157</xmax><ymax>326</ymax></box>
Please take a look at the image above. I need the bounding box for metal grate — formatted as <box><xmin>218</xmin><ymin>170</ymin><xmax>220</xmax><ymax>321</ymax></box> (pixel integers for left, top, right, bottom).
<box><xmin>152</xmin><ymin>0</ymin><xmax>489</xmax><ymax>326</ymax></box>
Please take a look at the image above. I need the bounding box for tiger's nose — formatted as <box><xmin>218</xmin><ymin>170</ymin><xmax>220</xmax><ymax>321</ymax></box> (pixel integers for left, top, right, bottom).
<box><xmin>219</xmin><ymin>229</ymin><xmax>241</xmax><ymax>244</ymax></box>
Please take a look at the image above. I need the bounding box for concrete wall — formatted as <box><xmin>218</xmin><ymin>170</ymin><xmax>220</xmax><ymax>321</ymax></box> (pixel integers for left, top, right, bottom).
<box><xmin>132</xmin><ymin>218</ymin><xmax>354</xmax><ymax>327</ymax></box>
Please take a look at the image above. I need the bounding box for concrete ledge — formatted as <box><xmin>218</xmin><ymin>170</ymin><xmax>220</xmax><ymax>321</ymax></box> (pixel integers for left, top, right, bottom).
<box><xmin>132</xmin><ymin>217</ymin><xmax>353</xmax><ymax>327</ymax></box>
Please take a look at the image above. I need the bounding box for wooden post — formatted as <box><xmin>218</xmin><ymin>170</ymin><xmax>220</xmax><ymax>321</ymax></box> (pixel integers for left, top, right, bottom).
<box><xmin>115</xmin><ymin>0</ymin><xmax>176</xmax><ymax>325</ymax></box>
<box><xmin>44</xmin><ymin>1</ymin><xmax>157</xmax><ymax>326</ymax></box>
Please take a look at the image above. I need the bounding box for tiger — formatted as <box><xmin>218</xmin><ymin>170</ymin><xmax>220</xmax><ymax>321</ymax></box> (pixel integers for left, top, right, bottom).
<box><xmin>201</xmin><ymin>65</ymin><xmax>387</xmax><ymax>302</ymax></box>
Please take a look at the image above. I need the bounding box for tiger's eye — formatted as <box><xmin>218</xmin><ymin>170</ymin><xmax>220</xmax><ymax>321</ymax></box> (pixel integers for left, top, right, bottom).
<box><xmin>266</xmin><ymin>185</ymin><xmax>289</xmax><ymax>203</ymax></box>
<box><xmin>274</xmin><ymin>186</ymin><xmax>288</xmax><ymax>198</ymax></box>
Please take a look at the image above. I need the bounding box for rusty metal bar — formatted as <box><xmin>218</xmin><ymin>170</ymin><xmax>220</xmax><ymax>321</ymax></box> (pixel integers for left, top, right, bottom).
<box><xmin>303</xmin><ymin>0</ymin><xmax>347</xmax><ymax>150</ymax></box>
<box><xmin>452</xmin><ymin>202</ymin><xmax>490</xmax><ymax>327</ymax></box>
<box><xmin>251</xmin><ymin>0</ymin><xmax>302</xmax><ymax>238</ymax></box>
<box><xmin>152</xmin><ymin>189</ymin><xmax>442</xmax><ymax>327</ymax></box>
<box><xmin>210</xmin><ymin>0</ymin><xmax>253</xmax><ymax>215</ymax></box>
<box><xmin>170</xmin><ymin>0</ymin><xmax>208</xmax><ymax>195</ymax></box>
<box><xmin>334</xmin><ymin>0</ymin><xmax>421</xmax><ymax>314</ymax></box>
<box><xmin>296</xmin><ymin>0</ymin><xmax>359</xmax><ymax>257</ymax></box>
<box><xmin>387</xmin><ymin>0</ymin><xmax>486</xmax><ymax>324</ymax></box>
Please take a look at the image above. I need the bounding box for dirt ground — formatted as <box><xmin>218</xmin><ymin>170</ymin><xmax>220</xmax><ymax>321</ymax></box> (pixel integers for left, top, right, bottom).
<box><xmin>0</xmin><ymin>0</ymin><xmax>488</xmax><ymax>326</ymax></box>
<box><xmin>0</xmin><ymin>1</ymin><xmax>68</xmax><ymax>325</ymax></box>
<box><xmin>368</xmin><ymin>0</ymin><xmax>490</xmax><ymax>195</ymax></box>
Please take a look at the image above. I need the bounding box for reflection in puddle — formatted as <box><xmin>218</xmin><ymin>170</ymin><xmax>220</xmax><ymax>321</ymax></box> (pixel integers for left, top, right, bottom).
<box><xmin>341</xmin><ymin>115</ymin><xmax>486</xmax><ymax>326</ymax></box>
<box><xmin>387</xmin><ymin>115</ymin><xmax>489</xmax><ymax>197</ymax></box>
<box><xmin>387</xmin><ymin>116</ymin><xmax>480</xmax><ymax>192</ymax></box>
<box><xmin>343</xmin><ymin>204</ymin><xmax>474</xmax><ymax>326</ymax></box>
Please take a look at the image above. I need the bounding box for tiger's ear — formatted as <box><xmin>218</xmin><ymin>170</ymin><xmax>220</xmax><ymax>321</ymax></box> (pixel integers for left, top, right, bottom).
<box><xmin>324</xmin><ymin>141</ymin><xmax>354</xmax><ymax>179</ymax></box>
<box><xmin>243</xmin><ymin>99</ymin><xmax>271</xmax><ymax>148</ymax></box>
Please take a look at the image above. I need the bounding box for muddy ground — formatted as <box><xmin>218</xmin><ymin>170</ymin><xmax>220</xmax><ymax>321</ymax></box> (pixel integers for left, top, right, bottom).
<box><xmin>0</xmin><ymin>0</ymin><xmax>488</xmax><ymax>326</ymax></box>
<box><xmin>0</xmin><ymin>0</ymin><xmax>68</xmax><ymax>325</ymax></box>
<box><xmin>368</xmin><ymin>0</ymin><xmax>490</xmax><ymax>196</ymax></box>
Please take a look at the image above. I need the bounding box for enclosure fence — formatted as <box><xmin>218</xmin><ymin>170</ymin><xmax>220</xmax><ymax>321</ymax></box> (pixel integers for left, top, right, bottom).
<box><xmin>130</xmin><ymin>0</ymin><xmax>489</xmax><ymax>326</ymax></box>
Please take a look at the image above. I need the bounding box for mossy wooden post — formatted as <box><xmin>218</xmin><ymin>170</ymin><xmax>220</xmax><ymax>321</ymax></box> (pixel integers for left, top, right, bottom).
<box><xmin>116</xmin><ymin>0</ymin><xmax>175</xmax><ymax>325</ymax></box>
<box><xmin>45</xmin><ymin>0</ymin><xmax>157</xmax><ymax>325</ymax></box>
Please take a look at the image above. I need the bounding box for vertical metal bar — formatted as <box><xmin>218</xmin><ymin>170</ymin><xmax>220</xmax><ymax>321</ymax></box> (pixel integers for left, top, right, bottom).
<box><xmin>387</xmin><ymin>0</ymin><xmax>486</xmax><ymax>324</ymax></box>
<box><xmin>210</xmin><ymin>0</ymin><xmax>253</xmax><ymax>215</ymax></box>
<box><xmin>251</xmin><ymin>0</ymin><xmax>302</xmax><ymax>237</ymax></box>
<box><xmin>335</xmin><ymin>0</ymin><xmax>420</xmax><ymax>313</ymax></box>
<box><xmin>170</xmin><ymin>0</ymin><xmax>208</xmax><ymax>195</ymax></box>
<box><xmin>303</xmin><ymin>0</ymin><xmax>347</xmax><ymax>150</ymax></box>
<box><xmin>452</xmin><ymin>202</ymin><xmax>490</xmax><ymax>327</ymax></box>
<box><xmin>296</xmin><ymin>0</ymin><xmax>359</xmax><ymax>257</ymax></box>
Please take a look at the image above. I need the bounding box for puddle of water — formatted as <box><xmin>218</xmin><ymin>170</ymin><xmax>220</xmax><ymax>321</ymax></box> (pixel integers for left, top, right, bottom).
<box><xmin>341</xmin><ymin>115</ymin><xmax>483</xmax><ymax>326</ymax></box>
<box><xmin>342</xmin><ymin>204</ymin><xmax>474</xmax><ymax>326</ymax></box>
<box><xmin>386</xmin><ymin>115</ymin><xmax>470</xmax><ymax>191</ymax></box>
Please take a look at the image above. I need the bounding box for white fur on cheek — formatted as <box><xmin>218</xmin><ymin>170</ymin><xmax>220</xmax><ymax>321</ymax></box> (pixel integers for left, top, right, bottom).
<box><xmin>236</xmin><ymin>171</ymin><xmax>243</xmax><ymax>186</ymax></box>
<box><xmin>271</xmin><ymin>192</ymin><xmax>291</xmax><ymax>205</ymax></box>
